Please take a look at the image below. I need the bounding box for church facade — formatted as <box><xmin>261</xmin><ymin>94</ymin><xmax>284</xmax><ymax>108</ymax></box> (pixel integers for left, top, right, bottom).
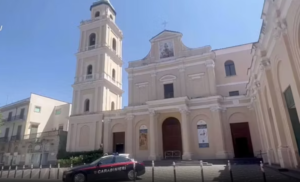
<box><xmin>67</xmin><ymin>0</ymin><xmax>300</xmax><ymax>169</ymax></box>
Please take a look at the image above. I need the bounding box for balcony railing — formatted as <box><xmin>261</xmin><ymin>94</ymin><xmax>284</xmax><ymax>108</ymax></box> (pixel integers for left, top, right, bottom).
<box><xmin>3</xmin><ymin>115</ymin><xmax>26</xmax><ymax>122</ymax></box>
<box><xmin>86</xmin><ymin>74</ymin><xmax>93</xmax><ymax>80</ymax></box>
<box><xmin>0</xmin><ymin>137</ymin><xmax>8</xmax><ymax>142</ymax></box>
<box><xmin>104</xmin><ymin>73</ymin><xmax>122</xmax><ymax>88</ymax></box>
<box><xmin>23</xmin><ymin>130</ymin><xmax>63</xmax><ymax>140</ymax></box>
<box><xmin>10</xmin><ymin>135</ymin><xmax>21</xmax><ymax>141</ymax></box>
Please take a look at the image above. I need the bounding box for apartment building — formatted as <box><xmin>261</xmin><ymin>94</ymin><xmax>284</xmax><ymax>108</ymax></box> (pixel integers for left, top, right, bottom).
<box><xmin>0</xmin><ymin>93</ymin><xmax>71</xmax><ymax>167</ymax></box>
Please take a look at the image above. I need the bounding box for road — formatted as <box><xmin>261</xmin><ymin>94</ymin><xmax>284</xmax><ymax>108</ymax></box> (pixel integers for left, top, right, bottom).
<box><xmin>0</xmin><ymin>165</ymin><xmax>297</xmax><ymax>182</ymax></box>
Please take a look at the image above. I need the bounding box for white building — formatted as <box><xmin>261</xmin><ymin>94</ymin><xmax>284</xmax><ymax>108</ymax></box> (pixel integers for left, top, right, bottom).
<box><xmin>0</xmin><ymin>93</ymin><xmax>71</xmax><ymax>166</ymax></box>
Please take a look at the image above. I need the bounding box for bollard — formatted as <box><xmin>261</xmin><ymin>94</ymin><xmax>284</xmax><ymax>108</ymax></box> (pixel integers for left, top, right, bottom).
<box><xmin>38</xmin><ymin>165</ymin><xmax>42</xmax><ymax>179</ymax></box>
<box><xmin>57</xmin><ymin>163</ymin><xmax>60</xmax><ymax>180</ymax></box>
<box><xmin>228</xmin><ymin>160</ymin><xmax>233</xmax><ymax>182</ymax></box>
<box><xmin>0</xmin><ymin>166</ymin><xmax>3</xmax><ymax>178</ymax></box>
<box><xmin>133</xmin><ymin>160</ymin><xmax>136</xmax><ymax>182</ymax></box>
<box><xmin>152</xmin><ymin>160</ymin><xmax>154</xmax><ymax>182</ymax></box>
<box><xmin>173</xmin><ymin>162</ymin><xmax>177</xmax><ymax>182</ymax></box>
<box><xmin>22</xmin><ymin>165</ymin><xmax>25</xmax><ymax>178</ymax></box>
<box><xmin>7</xmin><ymin>166</ymin><xmax>11</xmax><ymax>178</ymax></box>
<box><xmin>14</xmin><ymin>166</ymin><xmax>17</xmax><ymax>178</ymax></box>
<box><xmin>260</xmin><ymin>161</ymin><xmax>267</xmax><ymax>182</ymax></box>
<box><xmin>70</xmin><ymin>163</ymin><xmax>73</xmax><ymax>169</ymax></box>
<box><xmin>48</xmin><ymin>164</ymin><xmax>52</xmax><ymax>179</ymax></box>
<box><xmin>200</xmin><ymin>160</ymin><xmax>204</xmax><ymax>182</ymax></box>
<box><xmin>30</xmin><ymin>164</ymin><xmax>33</xmax><ymax>179</ymax></box>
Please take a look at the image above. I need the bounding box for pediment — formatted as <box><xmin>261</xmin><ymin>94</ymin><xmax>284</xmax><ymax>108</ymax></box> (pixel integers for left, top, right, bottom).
<box><xmin>150</xmin><ymin>30</ymin><xmax>182</xmax><ymax>42</ymax></box>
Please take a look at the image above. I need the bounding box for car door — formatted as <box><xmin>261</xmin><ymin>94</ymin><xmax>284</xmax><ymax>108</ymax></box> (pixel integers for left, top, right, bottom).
<box><xmin>111</xmin><ymin>156</ymin><xmax>133</xmax><ymax>179</ymax></box>
<box><xmin>93</xmin><ymin>156</ymin><xmax>115</xmax><ymax>180</ymax></box>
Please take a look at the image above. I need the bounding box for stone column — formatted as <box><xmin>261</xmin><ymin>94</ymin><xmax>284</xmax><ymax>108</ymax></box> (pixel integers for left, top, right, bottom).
<box><xmin>76</xmin><ymin>90</ymin><xmax>81</xmax><ymax>114</ymax></box>
<box><xmin>205</xmin><ymin>59</ymin><xmax>217</xmax><ymax>95</ymax></box>
<box><xmin>128</xmin><ymin>76</ymin><xmax>133</xmax><ymax>106</ymax></box>
<box><xmin>94</xmin><ymin>87</ymin><xmax>98</xmax><ymax>112</ymax></box>
<box><xmin>72</xmin><ymin>123</ymin><xmax>78</xmax><ymax>151</ymax></box>
<box><xmin>151</xmin><ymin>73</ymin><xmax>157</xmax><ymax>100</ymax></box>
<box><xmin>103</xmin><ymin>118</ymin><xmax>111</xmax><ymax>154</ymax></box>
<box><xmin>179</xmin><ymin>107</ymin><xmax>192</xmax><ymax>160</ymax></box>
<box><xmin>210</xmin><ymin>106</ymin><xmax>227</xmax><ymax>159</ymax></box>
<box><xmin>148</xmin><ymin>109</ymin><xmax>157</xmax><ymax>160</ymax></box>
<box><xmin>125</xmin><ymin>114</ymin><xmax>134</xmax><ymax>156</ymax></box>
<box><xmin>179</xmin><ymin>68</ymin><xmax>186</xmax><ymax>96</ymax></box>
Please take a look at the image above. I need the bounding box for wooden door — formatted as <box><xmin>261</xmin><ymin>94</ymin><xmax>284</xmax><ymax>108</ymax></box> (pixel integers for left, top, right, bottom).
<box><xmin>162</xmin><ymin>118</ymin><xmax>182</xmax><ymax>158</ymax></box>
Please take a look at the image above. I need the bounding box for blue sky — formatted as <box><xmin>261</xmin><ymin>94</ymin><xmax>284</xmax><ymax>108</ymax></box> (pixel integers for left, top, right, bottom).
<box><xmin>0</xmin><ymin>0</ymin><xmax>263</xmax><ymax>108</ymax></box>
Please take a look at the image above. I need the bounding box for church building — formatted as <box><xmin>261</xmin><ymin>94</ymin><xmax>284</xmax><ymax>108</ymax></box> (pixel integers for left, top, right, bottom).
<box><xmin>67</xmin><ymin>0</ymin><xmax>300</xmax><ymax>169</ymax></box>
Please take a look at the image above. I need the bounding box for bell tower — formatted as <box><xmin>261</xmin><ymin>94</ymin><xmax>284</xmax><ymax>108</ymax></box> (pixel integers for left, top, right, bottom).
<box><xmin>72</xmin><ymin>0</ymin><xmax>123</xmax><ymax>115</ymax></box>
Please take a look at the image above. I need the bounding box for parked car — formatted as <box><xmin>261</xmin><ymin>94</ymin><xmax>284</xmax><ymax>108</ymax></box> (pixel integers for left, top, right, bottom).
<box><xmin>62</xmin><ymin>153</ymin><xmax>145</xmax><ymax>182</ymax></box>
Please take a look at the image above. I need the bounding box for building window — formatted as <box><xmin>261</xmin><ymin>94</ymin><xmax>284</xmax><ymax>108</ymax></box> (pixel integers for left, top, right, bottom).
<box><xmin>55</xmin><ymin>109</ymin><xmax>61</xmax><ymax>115</ymax></box>
<box><xmin>20</xmin><ymin>108</ymin><xmax>25</xmax><ymax>119</ymax></box>
<box><xmin>224</xmin><ymin>60</ymin><xmax>236</xmax><ymax>76</ymax></box>
<box><xmin>112</xmin><ymin>69</ymin><xmax>116</xmax><ymax>80</ymax></box>
<box><xmin>89</xmin><ymin>33</ymin><xmax>96</xmax><ymax>46</ymax></box>
<box><xmin>58</xmin><ymin>125</ymin><xmax>64</xmax><ymax>131</ymax></box>
<box><xmin>8</xmin><ymin>112</ymin><xmax>12</xmax><ymax>121</ymax></box>
<box><xmin>30</xmin><ymin>125</ymin><xmax>38</xmax><ymax>138</ymax></box>
<box><xmin>229</xmin><ymin>91</ymin><xmax>240</xmax><ymax>96</ymax></box>
<box><xmin>111</xmin><ymin>102</ymin><xmax>115</xmax><ymax>110</ymax></box>
<box><xmin>34</xmin><ymin>106</ymin><xmax>41</xmax><ymax>113</ymax></box>
<box><xmin>27</xmin><ymin>145</ymin><xmax>32</xmax><ymax>153</ymax></box>
<box><xmin>87</xmin><ymin>65</ymin><xmax>93</xmax><ymax>75</ymax></box>
<box><xmin>4</xmin><ymin>128</ymin><xmax>9</xmax><ymax>138</ymax></box>
<box><xmin>95</xmin><ymin>11</ymin><xmax>100</xmax><ymax>17</ymax></box>
<box><xmin>84</xmin><ymin>99</ymin><xmax>90</xmax><ymax>112</ymax></box>
<box><xmin>112</xmin><ymin>38</ymin><xmax>116</xmax><ymax>51</ymax></box>
<box><xmin>110</xmin><ymin>15</ymin><xmax>113</xmax><ymax>20</ymax></box>
<box><xmin>164</xmin><ymin>83</ymin><xmax>174</xmax><ymax>99</ymax></box>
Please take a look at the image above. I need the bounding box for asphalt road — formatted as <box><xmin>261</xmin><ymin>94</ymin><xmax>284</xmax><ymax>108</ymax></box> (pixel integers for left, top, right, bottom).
<box><xmin>0</xmin><ymin>165</ymin><xmax>297</xmax><ymax>182</ymax></box>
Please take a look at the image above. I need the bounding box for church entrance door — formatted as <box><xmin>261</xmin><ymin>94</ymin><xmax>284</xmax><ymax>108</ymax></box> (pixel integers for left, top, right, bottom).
<box><xmin>113</xmin><ymin>132</ymin><xmax>125</xmax><ymax>153</ymax></box>
<box><xmin>230</xmin><ymin>122</ymin><xmax>254</xmax><ymax>158</ymax></box>
<box><xmin>162</xmin><ymin>117</ymin><xmax>183</xmax><ymax>159</ymax></box>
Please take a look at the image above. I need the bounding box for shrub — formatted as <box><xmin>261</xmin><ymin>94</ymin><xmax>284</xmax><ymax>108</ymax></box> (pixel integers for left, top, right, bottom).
<box><xmin>57</xmin><ymin>149</ymin><xmax>103</xmax><ymax>167</ymax></box>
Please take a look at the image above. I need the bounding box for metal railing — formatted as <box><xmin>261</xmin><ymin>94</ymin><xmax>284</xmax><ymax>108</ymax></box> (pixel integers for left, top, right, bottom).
<box><xmin>164</xmin><ymin>150</ymin><xmax>181</xmax><ymax>159</ymax></box>
<box><xmin>3</xmin><ymin>115</ymin><xmax>26</xmax><ymax>122</ymax></box>
<box><xmin>23</xmin><ymin>130</ymin><xmax>63</xmax><ymax>140</ymax></box>
<box><xmin>85</xmin><ymin>74</ymin><xmax>93</xmax><ymax>80</ymax></box>
<box><xmin>0</xmin><ymin>137</ymin><xmax>8</xmax><ymax>143</ymax></box>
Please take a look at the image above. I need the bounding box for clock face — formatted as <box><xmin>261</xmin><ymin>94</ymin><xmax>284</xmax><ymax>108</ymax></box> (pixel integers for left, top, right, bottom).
<box><xmin>34</xmin><ymin>145</ymin><xmax>41</xmax><ymax>151</ymax></box>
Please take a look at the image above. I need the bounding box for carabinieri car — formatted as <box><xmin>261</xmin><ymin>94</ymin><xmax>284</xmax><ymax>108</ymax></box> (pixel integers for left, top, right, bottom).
<box><xmin>62</xmin><ymin>154</ymin><xmax>145</xmax><ymax>182</ymax></box>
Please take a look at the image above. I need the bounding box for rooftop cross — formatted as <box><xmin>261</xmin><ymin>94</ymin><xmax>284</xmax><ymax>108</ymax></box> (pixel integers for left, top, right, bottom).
<box><xmin>162</xmin><ymin>21</ymin><xmax>168</xmax><ymax>30</ymax></box>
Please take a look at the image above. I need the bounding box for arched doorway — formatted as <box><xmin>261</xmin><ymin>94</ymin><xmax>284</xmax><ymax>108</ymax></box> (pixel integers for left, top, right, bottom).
<box><xmin>162</xmin><ymin>117</ymin><xmax>182</xmax><ymax>159</ymax></box>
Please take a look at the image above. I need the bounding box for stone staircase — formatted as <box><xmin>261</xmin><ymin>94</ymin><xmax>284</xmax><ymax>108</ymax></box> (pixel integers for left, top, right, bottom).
<box><xmin>143</xmin><ymin>158</ymin><xmax>263</xmax><ymax>167</ymax></box>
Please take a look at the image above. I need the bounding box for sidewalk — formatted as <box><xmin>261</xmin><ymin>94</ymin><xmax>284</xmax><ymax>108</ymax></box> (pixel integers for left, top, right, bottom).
<box><xmin>266</xmin><ymin>165</ymin><xmax>300</xmax><ymax>181</ymax></box>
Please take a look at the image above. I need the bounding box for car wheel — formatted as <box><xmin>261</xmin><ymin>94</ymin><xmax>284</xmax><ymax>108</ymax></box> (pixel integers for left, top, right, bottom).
<box><xmin>73</xmin><ymin>173</ymin><xmax>86</xmax><ymax>182</ymax></box>
<box><xmin>127</xmin><ymin>170</ymin><xmax>136</xmax><ymax>180</ymax></box>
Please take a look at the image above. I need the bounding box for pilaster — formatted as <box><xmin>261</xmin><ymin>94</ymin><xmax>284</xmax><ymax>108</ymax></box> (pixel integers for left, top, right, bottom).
<box><xmin>125</xmin><ymin>114</ymin><xmax>134</xmax><ymax>156</ymax></box>
<box><xmin>179</xmin><ymin>68</ymin><xmax>186</xmax><ymax>96</ymax></box>
<box><xmin>151</xmin><ymin>73</ymin><xmax>157</xmax><ymax>100</ymax></box>
<box><xmin>103</xmin><ymin>118</ymin><xmax>111</xmax><ymax>153</ymax></box>
<box><xmin>148</xmin><ymin>109</ymin><xmax>157</xmax><ymax>160</ymax></box>
<box><xmin>179</xmin><ymin>106</ymin><xmax>192</xmax><ymax>160</ymax></box>
<box><xmin>210</xmin><ymin>106</ymin><xmax>227</xmax><ymax>159</ymax></box>
<box><xmin>205</xmin><ymin>60</ymin><xmax>217</xmax><ymax>95</ymax></box>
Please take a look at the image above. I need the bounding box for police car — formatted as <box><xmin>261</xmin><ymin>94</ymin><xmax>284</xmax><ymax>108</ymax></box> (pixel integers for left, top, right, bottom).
<box><xmin>62</xmin><ymin>153</ymin><xmax>145</xmax><ymax>182</ymax></box>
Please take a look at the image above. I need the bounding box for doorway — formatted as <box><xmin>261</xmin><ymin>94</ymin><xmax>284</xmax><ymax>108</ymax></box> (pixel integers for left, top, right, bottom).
<box><xmin>230</xmin><ymin>122</ymin><xmax>254</xmax><ymax>158</ymax></box>
<box><xmin>162</xmin><ymin>117</ymin><xmax>182</xmax><ymax>159</ymax></box>
<box><xmin>113</xmin><ymin>132</ymin><xmax>125</xmax><ymax>153</ymax></box>
<box><xmin>284</xmin><ymin>86</ymin><xmax>300</xmax><ymax>155</ymax></box>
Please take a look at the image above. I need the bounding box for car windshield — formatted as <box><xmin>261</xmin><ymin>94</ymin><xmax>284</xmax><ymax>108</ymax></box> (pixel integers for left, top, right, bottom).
<box><xmin>90</xmin><ymin>156</ymin><xmax>114</xmax><ymax>165</ymax></box>
<box><xmin>90</xmin><ymin>156</ymin><xmax>105</xmax><ymax>165</ymax></box>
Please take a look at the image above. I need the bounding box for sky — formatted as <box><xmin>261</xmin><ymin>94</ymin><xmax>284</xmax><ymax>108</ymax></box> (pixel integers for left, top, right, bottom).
<box><xmin>0</xmin><ymin>0</ymin><xmax>264</xmax><ymax>108</ymax></box>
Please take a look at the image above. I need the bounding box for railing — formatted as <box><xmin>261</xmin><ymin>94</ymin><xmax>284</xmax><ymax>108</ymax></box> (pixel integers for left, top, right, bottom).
<box><xmin>3</xmin><ymin>115</ymin><xmax>26</xmax><ymax>122</ymax></box>
<box><xmin>0</xmin><ymin>137</ymin><xmax>8</xmax><ymax>143</ymax></box>
<box><xmin>85</xmin><ymin>74</ymin><xmax>93</xmax><ymax>80</ymax></box>
<box><xmin>164</xmin><ymin>150</ymin><xmax>181</xmax><ymax>159</ymax></box>
<box><xmin>10</xmin><ymin>135</ymin><xmax>21</xmax><ymax>141</ymax></box>
<box><xmin>103</xmin><ymin>73</ymin><xmax>122</xmax><ymax>88</ymax></box>
<box><xmin>23</xmin><ymin>130</ymin><xmax>62</xmax><ymax>140</ymax></box>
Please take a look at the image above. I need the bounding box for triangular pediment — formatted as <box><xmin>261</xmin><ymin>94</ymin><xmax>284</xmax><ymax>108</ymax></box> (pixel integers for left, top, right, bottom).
<box><xmin>150</xmin><ymin>30</ymin><xmax>182</xmax><ymax>42</ymax></box>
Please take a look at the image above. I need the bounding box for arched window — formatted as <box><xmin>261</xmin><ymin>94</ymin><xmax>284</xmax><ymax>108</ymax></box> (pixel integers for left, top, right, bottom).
<box><xmin>110</xmin><ymin>15</ymin><xmax>113</xmax><ymax>20</ymax></box>
<box><xmin>84</xmin><ymin>99</ymin><xmax>90</xmax><ymax>112</ymax></box>
<box><xmin>112</xmin><ymin>69</ymin><xmax>116</xmax><ymax>80</ymax></box>
<box><xmin>224</xmin><ymin>60</ymin><xmax>236</xmax><ymax>76</ymax></box>
<box><xmin>87</xmin><ymin>65</ymin><xmax>93</xmax><ymax>75</ymax></box>
<box><xmin>95</xmin><ymin>11</ymin><xmax>100</xmax><ymax>17</ymax></box>
<box><xmin>89</xmin><ymin>33</ymin><xmax>96</xmax><ymax>46</ymax></box>
<box><xmin>112</xmin><ymin>38</ymin><xmax>117</xmax><ymax>51</ymax></box>
<box><xmin>111</xmin><ymin>102</ymin><xmax>115</xmax><ymax>110</ymax></box>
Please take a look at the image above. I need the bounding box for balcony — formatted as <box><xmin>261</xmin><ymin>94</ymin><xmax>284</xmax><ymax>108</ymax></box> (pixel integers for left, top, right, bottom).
<box><xmin>104</xmin><ymin>73</ymin><xmax>122</xmax><ymax>88</ymax></box>
<box><xmin>3</xmin><ymin>115</ymin><xmax>26</xmax><ymax>122</ymax></box>
<box><xmin>23</xmin><ymin>130</ymin><xmax>64</xmax><ymax>140</ymax></box>
<box><xmin>10</xmin><ymin>135</ymin><xmax>21</xmax><ymax>141</ymax></box>
<box><xmin>0</xmin><ymin>137</ymin><xmax>8</xmax><ymax>142</ymax></box>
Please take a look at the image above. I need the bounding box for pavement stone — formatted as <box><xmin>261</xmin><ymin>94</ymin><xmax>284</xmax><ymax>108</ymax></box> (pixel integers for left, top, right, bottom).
<box><xmin>0</xmin><ymin>165</ymin><xmax>297</xmax><ymax>182</ymax></box>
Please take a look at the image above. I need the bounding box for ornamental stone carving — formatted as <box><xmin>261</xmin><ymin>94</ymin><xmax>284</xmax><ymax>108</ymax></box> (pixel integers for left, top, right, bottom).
<box><xmin>205</xmin><ymin>59</ymin><xmax>215</xmax><ymax>68</ymax></box>
<box><xmin>210</xmin><ymin>106</ymin><xmax>225</xmax><ymax>112</ymax></box>
<box><xmin>179</xmin><ymin>106</ymin><xmax>190</xmax><ymax>114</ymax></box>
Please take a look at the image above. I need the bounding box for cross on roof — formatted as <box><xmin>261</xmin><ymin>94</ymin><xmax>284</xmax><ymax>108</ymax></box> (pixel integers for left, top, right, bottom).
<box><xmin>162</xmin><ymin>21</ymin><xmax>168</xmax><ymax>29</ymax></box>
